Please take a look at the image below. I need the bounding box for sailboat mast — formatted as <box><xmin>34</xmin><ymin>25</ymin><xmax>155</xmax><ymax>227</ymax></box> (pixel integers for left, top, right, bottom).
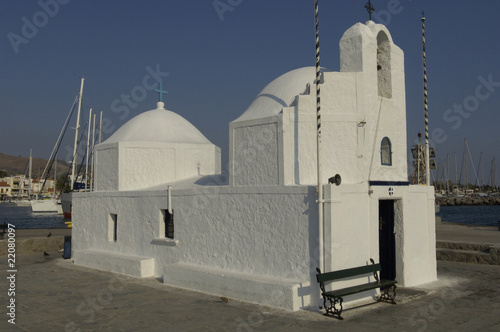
<box><xmin>53</xmin><ymin>158</ymin><xmax>57</xmax><ymax>199</ymax></box>
<box><xmin>28</xmin><ymin>149</ymin><xmax>32</xmax><ymax>198</ymax></box>
<box><xmin>446</xmin><ymin>153</ymin><xmax>449</xmax><ymax>193</ymax></box>
<box><xmin>90</xmin><ymin>112</ymin><xmax>96</xmax><ymax>191</ymax></box>
<box><xmin>85</xmin><ymin>108</ymin><xmax>92</xmax><ymax>191</ymax></box>
<box><xmin>493</xmin><ymin>158</ymin><xmax>497</xmax><ymax>191</ymax></box>
<box><xmin>454</xmin><ymin>152</ymin><xmax>458</xmax><ymax>192</ymax></box>
<box><xmin>71</xmin><ymin>77</ymin><xmax>85</xmax><ymax>189</ymax></box>
<box><xmin>99</xmin><ymin>111</ymin><xmax>103</xmax><ymax>144</ymax></box>
<box><xmin>464</xmin><ymin>139</ymin><xmax>468</xmax><ymax>194</ymax></box>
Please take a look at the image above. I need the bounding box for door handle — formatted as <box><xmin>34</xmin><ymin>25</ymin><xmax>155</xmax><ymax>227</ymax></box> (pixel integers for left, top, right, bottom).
<box><xmin>379</xmin><ymin>217</ymin><xmax>384</xmax><ymax>231</ymax></box>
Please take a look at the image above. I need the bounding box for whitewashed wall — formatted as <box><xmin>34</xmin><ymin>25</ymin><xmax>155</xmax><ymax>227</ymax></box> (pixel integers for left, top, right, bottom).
<box><xmin>73</xmin><ymin>184</ymin><xmax>320</xmax><ymax>310</ymax></box>
<box><xmin>230</xmin><ymin>119</ymin><xmax>281</xmax><ymax>186</ymax></box>
<box><xmin>94</xmin><ymin>141</ymin><xmax>220</xmax><ymax>191</ymax></box>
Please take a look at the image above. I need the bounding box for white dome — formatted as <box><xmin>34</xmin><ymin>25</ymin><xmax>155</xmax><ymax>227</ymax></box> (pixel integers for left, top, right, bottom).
<box><xmin>233</xmin><ymin>67</ymin><xmax>323</xmax><ymax>122</ymax></box>
<box><xmin>104</xmin><ymin>102</ymin><xmax>212</xmax><ymax>145</ymax></box>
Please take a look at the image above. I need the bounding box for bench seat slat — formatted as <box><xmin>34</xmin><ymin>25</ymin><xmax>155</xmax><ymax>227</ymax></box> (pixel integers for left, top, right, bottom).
<box><xmin>323</xmin><ymin>279</ymin><xmax>397</xmax><ymax>298</ymax></box>
<box><xmin>317</xmin><ymin>263</ymin><xmax>381</xmax><ymax>283</ymax></box>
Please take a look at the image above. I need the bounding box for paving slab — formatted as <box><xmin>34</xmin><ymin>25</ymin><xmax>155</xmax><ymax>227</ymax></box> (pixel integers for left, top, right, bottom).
<box><xmin>0</xmin><ymin>252</ymin><xmax>500</xmax><ymax>331</ymax></box>
<box><xmin>436</xmin><ymin>222</ymin><xmax>500</xmax><ymax>245</ymax></box>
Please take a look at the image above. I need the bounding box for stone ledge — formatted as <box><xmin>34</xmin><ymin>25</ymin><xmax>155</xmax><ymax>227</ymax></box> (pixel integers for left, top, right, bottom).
<box><xmin>162</xmin><ymin>263</ymin><xmax>310</xmax><ymax>311</ymax></box>
<box><xmin>436</xmin><ymin>245</ymin><xmax>500</xmax><ymax>265</ymax></box>
<box><xmin>151</xmin><ymin>238</ymin><xmax>178</xmax><ymax>247</ymax></box>
<box><xmin>73</xmin><ymin>249</ymin><xmax>155</xmax><ymax>277</ymax></box>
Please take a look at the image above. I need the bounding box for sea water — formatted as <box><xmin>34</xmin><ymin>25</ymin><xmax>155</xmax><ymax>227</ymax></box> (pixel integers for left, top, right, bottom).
<box><xmin>438</xmin><ymin>205</ymin><xmax>500</xmax><ymax>227</ymax></box>
<box><xmin>0</xmin><ymin>203</ymin><xmax>67</xmax><ymax>229</ymax></box>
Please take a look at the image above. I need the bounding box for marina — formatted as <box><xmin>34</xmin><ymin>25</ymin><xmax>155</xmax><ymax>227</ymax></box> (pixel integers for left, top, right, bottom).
<box><xmin>0</xmin><ymin>203</ymin><xmax>67</xmax><ymax>229</ymax></box>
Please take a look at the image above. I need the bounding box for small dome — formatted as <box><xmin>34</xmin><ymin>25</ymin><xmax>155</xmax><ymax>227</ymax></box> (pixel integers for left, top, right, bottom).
<box><xmin>233</xmin><ymin>67</ymin><xmax>323</xmax><ymax>122</ymax></box>
<box><xmin>104</xmin><ymin>102</ymin><xmax>212</xmax><ymax>144</ymax></box>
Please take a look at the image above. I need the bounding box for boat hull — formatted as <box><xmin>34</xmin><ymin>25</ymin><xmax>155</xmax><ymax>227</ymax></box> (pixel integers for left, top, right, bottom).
<box><xmin>13</xmin><ymin>200</ymin><xmax>31</xmax><ymax>207</ymax></box>
<box><xmin>31</xmin><ymin>199</ymin><xmax>63</xmax><ymax>214</ymax></box>
<box><xmin>61</xmin><ymin>192</ymin><xmax>72</xmax><ymax>219</ymax></box>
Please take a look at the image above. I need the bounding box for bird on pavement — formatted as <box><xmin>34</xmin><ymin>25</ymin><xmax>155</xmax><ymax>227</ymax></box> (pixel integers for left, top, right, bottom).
<box><xmin>43</xmin><ymin>251</ymin><xmax>50</xmax><ymax>256</ymax></box>
<box><xmin>220</xmin><ymin>297</ymin><xmax>229</xmax><ymax>303</ymax></box>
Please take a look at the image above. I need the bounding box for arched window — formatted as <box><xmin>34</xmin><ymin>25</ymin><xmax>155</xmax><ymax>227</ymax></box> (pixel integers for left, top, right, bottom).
<box><xmin>381</xmin><ymin>137</ymin><xmax>392</xmax><ymax>166</ymax></box>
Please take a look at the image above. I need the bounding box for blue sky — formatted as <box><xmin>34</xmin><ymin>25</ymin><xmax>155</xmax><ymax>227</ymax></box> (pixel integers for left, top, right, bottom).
<box><xmin>1</xmin><ymin>0</ymin><xmax>499</xmax><ymax>186</ymax></box>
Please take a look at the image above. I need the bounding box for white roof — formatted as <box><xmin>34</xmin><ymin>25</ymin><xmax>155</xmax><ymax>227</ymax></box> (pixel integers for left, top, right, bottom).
<box><xmin>103</xmin><ymin>102</ymin><xmax>212</xmax><ymax>144</ymax></box>
<box><xmin>232</xmin><ymin>66</ymin><xmax>321</xmax><ymax>122</ymax></box>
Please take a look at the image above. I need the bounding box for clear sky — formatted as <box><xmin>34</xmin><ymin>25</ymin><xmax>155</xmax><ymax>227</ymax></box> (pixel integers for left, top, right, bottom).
<box><xmin>1</xmin><ymin>0</ymin><xmax>499</xmax><ymax>186</ymax></box>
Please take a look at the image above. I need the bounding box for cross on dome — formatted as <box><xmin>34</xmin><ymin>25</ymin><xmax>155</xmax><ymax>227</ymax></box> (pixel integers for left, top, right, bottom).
<box><xmin>154</xmin><ymin>82</ymin><xmax>168</xmax><ymax>102</ymax></box>
<box><xmin>365</xmin><ymin>0</ymin><xmax>374</xmax><ymax>21</ymax></box>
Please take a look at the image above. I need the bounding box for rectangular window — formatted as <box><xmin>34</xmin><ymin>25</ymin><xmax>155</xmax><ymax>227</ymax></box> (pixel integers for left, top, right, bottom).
<box><xmin>160</xmin><ymin>209</ymin><xmax>174</xmax><ymax>239</ymax></box>
<box><xmin>108</xmin><ymin>213</ymin><xmax>117</xmax><ymax>242</ymax></box>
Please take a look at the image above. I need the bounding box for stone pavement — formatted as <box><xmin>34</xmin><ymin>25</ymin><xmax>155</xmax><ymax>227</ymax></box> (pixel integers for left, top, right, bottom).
<box><xmin>1</xmin><ymin>223</ymin><xmax>500</xmax><ymax>331</ymax></box>
<box><xmin>1</xmin><ymin>253</ymin><xmax>500</xmax><ymax>331</ymax></box>
<box><xmin>436</xmin><ymin>222</ymin><xmax>500</xmax><ymax>245</ymax></box>
<box><xmin>0</xmin><ymin>229</ymin><xmax>71</xmax><ymax>255</ymax></box>
<box><xmin>436</xmin><ymin>223</ymin><xmax>500</xmax><ymax>265</ymax></box>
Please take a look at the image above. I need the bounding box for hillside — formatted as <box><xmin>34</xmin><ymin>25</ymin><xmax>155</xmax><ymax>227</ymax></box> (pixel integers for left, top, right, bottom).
<box><xmin>0</xmin><ymin>152</ymin><xmax>71</xmax><ymax>178</ymax></box>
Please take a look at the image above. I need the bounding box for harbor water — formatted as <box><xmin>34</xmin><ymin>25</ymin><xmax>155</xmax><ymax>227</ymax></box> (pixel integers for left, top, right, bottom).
<box><xmin>1</xmin><ymin>202</ymin><xmax>499</xmax><ymax>229</ymax></box>
<box><xmin>0</xmin><ymin>203</ymin><xmax>67</xmax><ymax>229</ymax></box>
<box><xmin>437</xmin><ymin>205</ymin><xmax>500</xmax><ymax>227</ymax></box>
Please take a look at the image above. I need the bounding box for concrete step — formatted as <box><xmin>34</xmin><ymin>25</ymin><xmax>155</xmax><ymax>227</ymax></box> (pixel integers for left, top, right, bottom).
<box><xmin>436</xmin><ymin>241</ymin><xmax>500</xmax><ymax>265</ymax></box>
<box><xmin>436</xmin><ymin>241</ymin><xmax>490</xmax><ymax>251</ymax></box>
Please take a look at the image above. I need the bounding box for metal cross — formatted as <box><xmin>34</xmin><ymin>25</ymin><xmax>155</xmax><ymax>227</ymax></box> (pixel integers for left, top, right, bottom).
<box><xmin>365</xmin><ymin>0</ymin><xmax>375</xmax><ymax>21</ymax></box>
<box><xmin>154</xmin><ymin>82</ymin><xmax>168</xmax><ymax>102</ymax></box>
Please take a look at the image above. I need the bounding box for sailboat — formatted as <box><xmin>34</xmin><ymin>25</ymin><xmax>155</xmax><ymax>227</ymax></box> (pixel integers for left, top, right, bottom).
<box><xmin>13</xmin><ymin>149</ymin><xmax>33</xmax><ymax>206</ymax></box>
<box><xmin>31</xmin><ymin>80</ymin><xmax>84</xmax><ymax>214</ymax></box>
<box><xmin>31</xmin><ymin>158</ymin><xmax>62</xmax><ymax>213</ymax></box>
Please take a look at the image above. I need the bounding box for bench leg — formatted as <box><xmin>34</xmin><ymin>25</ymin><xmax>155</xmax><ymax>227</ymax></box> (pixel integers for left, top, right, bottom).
<box><xmin>378</xmin><ymin>285</ymin><xmax>397</xmax><ymax>304</ymax></box>
<box><xmin>323</xmin><ymin>295</ymin><xmax>344</xmax><ymax>320</ymax></box>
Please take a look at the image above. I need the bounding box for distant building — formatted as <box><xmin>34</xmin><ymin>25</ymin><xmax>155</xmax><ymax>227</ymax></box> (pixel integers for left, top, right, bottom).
<box><xmin>0</xmin><ymin>181</ymin><xmax>11</xmax><ymax>199</ymax></box>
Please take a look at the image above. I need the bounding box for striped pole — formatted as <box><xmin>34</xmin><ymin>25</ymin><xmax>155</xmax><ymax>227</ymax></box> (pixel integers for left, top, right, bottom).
<box><xmin>422</xmin><ymin>12</ymin><xmax>430</xmax><ymax>186</ymax></box>
<box><xmin>315</xmin><ymin>0</ymin><xmax>324</xmax><ymax>273</ymax></box>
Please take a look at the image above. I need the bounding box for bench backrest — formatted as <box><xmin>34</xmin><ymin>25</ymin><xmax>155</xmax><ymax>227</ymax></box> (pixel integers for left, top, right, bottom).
<box><xmin>316</xmin><ymin>263</ymin><xmax>381</xmax><ymax>283</ymax></box>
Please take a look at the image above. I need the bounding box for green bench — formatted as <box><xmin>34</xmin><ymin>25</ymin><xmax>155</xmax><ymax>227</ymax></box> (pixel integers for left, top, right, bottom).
<box><xmin>316</xmin><ymin>259</ymin><xmax>397</xmax><ymax>319</ymax></box>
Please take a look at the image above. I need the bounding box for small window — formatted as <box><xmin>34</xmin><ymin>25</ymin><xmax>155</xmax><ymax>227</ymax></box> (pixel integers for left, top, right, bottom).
<box><xmin>108</xmin><ymin>213</ymin><xmax>117</xmax><ymax>242</ymax></box>
<box><xmin>161</xmin><ymin>209</ymin><xmax>174</xmax><ymax>239</ymax></box>
<box><xmin>381</xmin><ymin>137</ymin><xmax>392</xmax><ymax>166</ymax></box>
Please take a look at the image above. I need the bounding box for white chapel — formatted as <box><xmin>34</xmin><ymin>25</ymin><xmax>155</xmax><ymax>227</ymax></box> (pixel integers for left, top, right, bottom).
<box><xmin>72</xmin><ymin>20</ymin><xmax>437</xmax><ymax>311</ymax></box>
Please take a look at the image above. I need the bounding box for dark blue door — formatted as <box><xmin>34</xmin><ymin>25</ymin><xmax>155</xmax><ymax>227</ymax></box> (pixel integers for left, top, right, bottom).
<box><xmin>379</xmin><ymin>200</ymin><xmax>396</xmax><ymax>280</ymax></box>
